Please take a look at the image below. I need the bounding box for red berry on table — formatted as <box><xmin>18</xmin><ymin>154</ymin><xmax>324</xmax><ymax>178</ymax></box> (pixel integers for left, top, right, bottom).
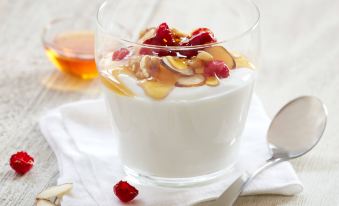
<box><xmin>112</xmin><ymin>48</ymin><xmax>130</xmax><ymax>61</ymax></box>
<box><xmin>113</xmin><ymin>181</ymin><xmax>139</xmax><ymax>203</ymax></box>
<box><xmin>9</xmin><ymin>151</ymin><xmax>34</xmax><ymax>175</ymax></box>
<box><xmin>204</xmin><ymin>60</ymin><xmax>230</xmax><ymax>78</ymax></box>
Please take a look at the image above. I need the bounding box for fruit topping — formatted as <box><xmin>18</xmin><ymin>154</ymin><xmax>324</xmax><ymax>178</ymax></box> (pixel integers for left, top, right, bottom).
<box><xmin>112</xmin><ymin>48</ymin><xmax>130</xmax><ymax>61</ymax></box>
<box><xmin>139</xmin><ymin>23</ymin><xmax>177</xmax><ymax>56</ymax></box>
<box><xmin>204</xmin><ymin>60</ymin><xmax>230</xmax><ymax>78</ymax></box>
<box><xmin>156</xmin><ymin>22</ymin><xmax>175</xmax><ymax>46</ymax></box>
<box><xmin>203</xmin><ymin>46</ymin><xmax>235</xmax><ymax>69</ymax></box>
<box><xmin>10</xmin><ymin>151</ymin><xmax>34</xmax><ymax>175</ymax></box>
<box><xmin>113</xmin><ymin>181</ymin><xmax>139</xmax><ymax>203</ymax></box>
<box><xmin>187</xmin><ymin>29</ymin><xmax>217</xmax><ymax>46</ymax></box>
<box><xmin>176</xmin><ymin>74</ymin><xmax>206</xmax><ymax>87</ymax></box>
<box><xmin>191</xmin><ymin>28</ymin><xmax>214</xmax><ymax>36</ymax></box>
<box><xmin>140</xmin><ymin>24</ymin><xmax>218</xmax><ymax>58</ymax></box>
<box><xmin>161</xmin><ymin>56</ymin><xmax>194</xmax><ymax>76</ymax></box>
<box><xmin>101</xmin><ymin>23</ymin><xmax>255</xmax><ymax>100</ymax></box>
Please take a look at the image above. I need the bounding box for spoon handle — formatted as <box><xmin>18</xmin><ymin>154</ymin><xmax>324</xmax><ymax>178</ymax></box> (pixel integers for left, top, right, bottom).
<box><xmin>215</xmin><ymin>157</ymin><xmax>283</xmax><ymax>206</ymax></box>
<box><xmin>244</xmin><ymin>157</ymin><xmax>283</xmax><ymax>189</ymax></box>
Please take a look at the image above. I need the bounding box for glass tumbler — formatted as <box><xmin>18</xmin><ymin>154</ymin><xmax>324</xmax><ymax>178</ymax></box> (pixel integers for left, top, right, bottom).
<box><xmin>96</xmin><ymin>0</ymin><xmax>260</xmax><ymax>186</ymax></box>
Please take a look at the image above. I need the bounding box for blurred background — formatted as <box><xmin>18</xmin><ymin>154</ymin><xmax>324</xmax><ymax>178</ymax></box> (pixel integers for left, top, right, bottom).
<box><xmin>0</xmin><ymin>0</ymin><xmax>338</xmax><ymax>205</ymax></box>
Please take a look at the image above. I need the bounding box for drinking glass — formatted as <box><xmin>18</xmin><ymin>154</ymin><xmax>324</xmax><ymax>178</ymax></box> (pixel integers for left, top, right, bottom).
<box><xmin>96</xmin><ymin>0</ymin><xmax>260</xmax><ymax>186</ymax></box>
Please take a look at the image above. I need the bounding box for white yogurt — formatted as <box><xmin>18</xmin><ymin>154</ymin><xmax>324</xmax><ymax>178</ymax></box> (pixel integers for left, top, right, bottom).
<box><xmin>101</xmin><ymin>66</ymin><xmax>255</xmax><ymax>179</ymax></box>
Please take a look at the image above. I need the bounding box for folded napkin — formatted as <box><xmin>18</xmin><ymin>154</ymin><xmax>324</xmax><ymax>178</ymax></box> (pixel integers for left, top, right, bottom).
<box><xmin>39</xmin><ymin>95</ymin><xmax>303</xmax><ymax>206</ymax></box>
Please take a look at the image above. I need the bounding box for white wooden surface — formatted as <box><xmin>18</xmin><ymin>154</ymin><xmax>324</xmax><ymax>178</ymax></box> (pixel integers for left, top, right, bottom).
<box><xmin>1</xmin><ymin>0</ymin><xmax>339</xmax><ymax>205</ymax></box>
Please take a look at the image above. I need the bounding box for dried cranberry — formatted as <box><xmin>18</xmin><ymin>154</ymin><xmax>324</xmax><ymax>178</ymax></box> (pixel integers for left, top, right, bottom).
<box><xmin>112</xmin><ymin>48</ymin><xmax>130</xmax><ymax>61</ymax></box>
<box><xmin>177</xmin><ymin>28</ymin><xmax>217</xmax><ymax>58</ymax></box>
<box><xmin>113</xmin><ymin>181</ymin><xmax>139</xmax><ymax>203</ymax></box>
<box><xmin>10</xmin><ymin>151</ymin><xmax>34</xmax><ymax>175</ymax></box>
<box><xmin>191</xmin><ymin>28</ymin><xmax>214</xmax><ymax>36</ymax></box>
<box><xmin>142</xmin><ymin>23</ymin><xmax>175</xmax><ymax>47</ymax></box>
<box><xmin>204</xmin><ymin>60</ymin><xmax>230</xmax><ymax>78</ymax></box>
<box><xmin>139</xmin><ymin>48</ymin><xmax>153</xmax><ymax>55</ymax></box>
<box><xmin>156</xmin><ymin>22</ymin><xmax>175</xmax><ymax>46</ymax></box>
<box><xmin>140</xmin><ymin>23</ymin><xmax>178</xmax><ymax>56</ymax></box>
<box><xmin>188</xmin><ymin>31</ymin><xmax>217</xmax><ymax>46</ymax></box>
<box><xmin>140</xmin><ymin>36</ymin><xmax>176</xmax><ymax>56</ymax></box>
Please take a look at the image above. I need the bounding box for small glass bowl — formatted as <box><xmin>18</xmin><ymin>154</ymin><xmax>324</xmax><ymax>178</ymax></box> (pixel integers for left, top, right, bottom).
<box><xmin>42</xmin><ymin>16</ymin><xmax>98</xmax><ymax>79</ymax></box>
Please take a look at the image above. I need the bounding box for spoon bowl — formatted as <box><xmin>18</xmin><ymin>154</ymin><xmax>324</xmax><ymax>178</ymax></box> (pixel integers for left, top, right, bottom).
<box><xmin>268</xmin><ymin>96</ymin><xmax>327</xmax><ymax>159</ymax></box>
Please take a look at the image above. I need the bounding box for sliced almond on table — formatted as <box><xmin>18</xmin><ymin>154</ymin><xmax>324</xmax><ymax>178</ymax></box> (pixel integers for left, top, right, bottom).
<box><xmin>54</xmin><ymin>197</ymin><xmax>62</xmax><ymax>206</ymax></box>
<box><xmin>161</xmin><ymin>56</ymin><xmax>194</xmax><ymax>76</ymax></box>
<box><xmin>36</xmin><ymin>183</ymin><xmax>73</xmax><ymax>200</ymax></box>
<box><xmin>176</xmin><ymin>74</ymin><xmax>206</xmax><ymax>87</ymax></box>
<box><xmin>203</xmin><ymin>46</ymin><xmax>236</xmax><ymax>69</ymax></box>
<box><xmin>36</xmin><ymin>200</ymin><xmax>56</xmax><ymax>206</ymax></box>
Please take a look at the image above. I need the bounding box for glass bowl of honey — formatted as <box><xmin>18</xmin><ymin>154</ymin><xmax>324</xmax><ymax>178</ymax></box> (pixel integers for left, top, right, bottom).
<box><xmin>42</xmin><ymin>16</ymin><xmax>98</xmax><ymax>79</ymax></box>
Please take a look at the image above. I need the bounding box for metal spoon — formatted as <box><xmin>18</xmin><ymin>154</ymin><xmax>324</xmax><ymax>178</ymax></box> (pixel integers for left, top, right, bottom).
<box><xmin>193</xmin><ymin>96</ymin><xmax>327</xmax><ymax>206</ymax></box>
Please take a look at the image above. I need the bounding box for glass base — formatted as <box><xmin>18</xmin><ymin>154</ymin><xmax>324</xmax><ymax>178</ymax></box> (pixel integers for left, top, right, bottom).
<box><xmin>124</xmin><ymin>164</ymin><xmax>236</xmax><ymax>187</ymax></box>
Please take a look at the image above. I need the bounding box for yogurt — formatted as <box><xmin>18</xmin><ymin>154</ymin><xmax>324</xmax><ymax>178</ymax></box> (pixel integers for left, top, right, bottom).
<box><xmin>101</xmin><ymin>66</ymin><xmax>255</xmax><ymax>179</ymax></box>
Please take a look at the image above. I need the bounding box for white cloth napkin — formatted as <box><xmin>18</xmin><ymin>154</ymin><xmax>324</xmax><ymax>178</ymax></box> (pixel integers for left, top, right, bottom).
<box><xmin>39</xmin><ymin>96</ymin><xmax>303</xmax><ymax>206</ymax></box>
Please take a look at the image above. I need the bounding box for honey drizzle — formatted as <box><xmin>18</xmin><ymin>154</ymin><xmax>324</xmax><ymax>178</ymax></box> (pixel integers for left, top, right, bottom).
<box><xmin>100</xmin><ymin>69</ymin><xmax>134</xmax><ymax>96</ymax></box>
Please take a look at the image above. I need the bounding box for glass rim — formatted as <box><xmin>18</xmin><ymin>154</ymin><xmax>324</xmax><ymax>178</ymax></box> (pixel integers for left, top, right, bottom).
<box><xmin>96</xmin><ymin>0</ymin><xmax>260</xmax><ymax>50</ymax></box>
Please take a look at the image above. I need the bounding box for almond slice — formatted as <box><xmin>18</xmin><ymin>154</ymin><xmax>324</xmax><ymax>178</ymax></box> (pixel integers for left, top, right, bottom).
<box><xmin>140</xmin><ymin>80</ymin><xmax>174</xmax><ymax>100</ymax></box>
<box><xmin>36</xmin><ymin>200</ymin><xmax>56</xmax><ymax>206</ymax></box>
<box><xmin>161</xmin><ymin>56</ymin><xmax>194</xmax><ymax>76</ymax></box>
<box><xmin>36</xmin><ymin>183</ymin><xmax>73</xmax><ymax>200</ymax></box>
<box><xmin>138</xmin><ymin>28</ymin><xmax>156</xmax><ymax>43</ymax></box>
<box><xmin>197</xmin><ymin>51</ymin><xmax>214</xmax><ymax>62</ymax></box>
<box><xmin>203</xmin><ymin>46</ymin><xmax>236</xmax><ymax>69</ymax></box>
<box><xmin>176</xmin><ymin>74</ymin><xmax>206</xmax><ymax>87</ymax></box>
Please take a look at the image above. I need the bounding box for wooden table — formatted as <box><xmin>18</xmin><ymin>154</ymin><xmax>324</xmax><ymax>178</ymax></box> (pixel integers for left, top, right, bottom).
<box><xmin>1</xmin><ymin>0</ymin><xmax>338</xmax><ymax>205</ymax></box>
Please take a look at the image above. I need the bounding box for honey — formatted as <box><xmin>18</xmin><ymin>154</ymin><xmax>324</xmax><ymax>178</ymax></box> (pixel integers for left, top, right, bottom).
<box><xmin>44</xmin><ymin>31</ymin><xmax>98</xmax><ymax>79</ymax></box>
